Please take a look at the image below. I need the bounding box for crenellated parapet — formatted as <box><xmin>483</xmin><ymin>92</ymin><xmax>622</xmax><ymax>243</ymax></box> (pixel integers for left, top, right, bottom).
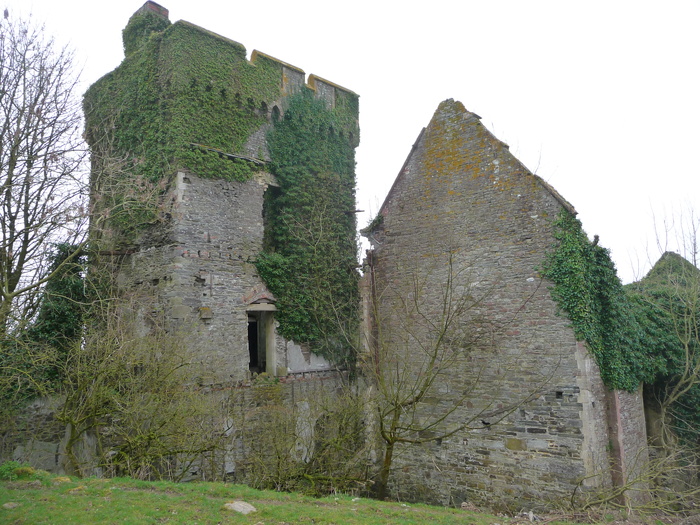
<box><xmin>84</xmin><ymin>2</ymin><xmax>360</xmax><ymax>380</ymax></box>
<box><xmin>249</xmin><ymin>51</ymin><xmax>357</xmax><ymax>112</ymax></box>
<box><xmin>85</xmin><ymin>1</ymin><xmax>359</xmax><ymax>188</ymax></box>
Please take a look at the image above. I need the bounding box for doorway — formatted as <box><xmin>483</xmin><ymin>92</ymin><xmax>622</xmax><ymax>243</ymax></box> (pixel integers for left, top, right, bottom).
<box><xmin>247</xmin><ymin>309</ymin><xmax>275</xmax><ymax>375</ymax></box>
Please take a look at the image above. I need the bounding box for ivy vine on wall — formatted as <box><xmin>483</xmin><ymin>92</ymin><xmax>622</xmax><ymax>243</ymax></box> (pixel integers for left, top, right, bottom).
<box><xmin>85</xmin><ymin>11</ymin><xmax>361</xmax><ymax>365</ymax></box>
<box><xmin>541</xmin><ymin>210</ymin><xmax>662</xmax><ymax>391</ymax></box>
<box><xmin>627</xmin><ymin>252</ymin><xmax>700</xmax><ymax>443</ymax></box>
<box><xmin>256</xmin><ymin>90</ymin><xmax>360</xmax><ymax>367</ymax></box>
<box><xmin>84</xmin><ymin>16</ymin><xmax>282</xmax><ymax>188</ymax></box>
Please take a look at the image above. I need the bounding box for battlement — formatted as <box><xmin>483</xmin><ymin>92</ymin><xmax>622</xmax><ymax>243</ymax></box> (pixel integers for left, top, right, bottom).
<box><xmin>250</xmin><ymin>51</ymin><xmax>356</xmax><ymax>103</ymax></box>
<box><xmin>90</xmin><ymin>2</ymin><xmax>360</xmax><ymax>182</ymax></box>
<box><xmin>127</xmin><ymin>2</ymin><xmax>356</xmax><ymax>110</ymax></box>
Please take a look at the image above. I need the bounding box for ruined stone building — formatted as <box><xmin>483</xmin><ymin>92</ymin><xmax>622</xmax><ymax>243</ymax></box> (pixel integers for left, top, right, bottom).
<box><xmin>60</xmin><ymin>0</ymin><xmax>653</xmax><ymax>508</ymax></box>
<box><xmin>361</xmin><ymin>100</ymin><xmax>649</xmax><ymax>506</ymax></box>
<box><xmin>84</xmin><ymin>1</ymin><xmax>360</xmax><ymax>384</ymax></box>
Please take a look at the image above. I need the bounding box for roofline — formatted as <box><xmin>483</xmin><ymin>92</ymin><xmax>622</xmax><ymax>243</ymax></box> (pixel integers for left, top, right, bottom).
<box><xmin>376</xmin><ymin>127</ymin><xmax>426</xmax><ymax>219</ymax></box>
<box><xmin>365</xmin><ymin>104</ymin><xmax>578</xmax><ymax>236</ymax></box>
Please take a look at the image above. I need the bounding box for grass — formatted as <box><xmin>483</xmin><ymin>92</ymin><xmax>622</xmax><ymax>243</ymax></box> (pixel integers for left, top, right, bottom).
<box><xmin>0</xmin><ymin>468</ymin><xmax>522</xmax><ymax>525</ymax></box>
<box><xmin>0</xmin><ymin>465</ymin><xmax>685</xmax><ymax>525</ymax></box>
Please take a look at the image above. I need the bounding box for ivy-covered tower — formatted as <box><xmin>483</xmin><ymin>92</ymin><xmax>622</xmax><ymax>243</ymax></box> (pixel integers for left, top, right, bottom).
<box><xmin>84</xmin><ymin>1</ymin><xmax>360</xmax><ymax>383</ymax></box>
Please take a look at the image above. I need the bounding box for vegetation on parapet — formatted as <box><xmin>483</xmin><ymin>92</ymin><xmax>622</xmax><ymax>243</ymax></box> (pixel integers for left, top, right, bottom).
<box><xmin>84</xmin><ymin>16</ymin><xmax>281</xmax><ymax>184</ymax></box>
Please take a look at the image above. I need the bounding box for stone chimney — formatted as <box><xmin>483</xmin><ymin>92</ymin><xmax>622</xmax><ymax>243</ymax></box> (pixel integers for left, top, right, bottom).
<box><xmin>135</xmin><ymin>1</ymin><xmax>169</xmax><ymax>19</ymax></box>
<box><xmin>123</xmin><ymin>1</ymin><xmax>171</xmax><ymax>56</ymax></box>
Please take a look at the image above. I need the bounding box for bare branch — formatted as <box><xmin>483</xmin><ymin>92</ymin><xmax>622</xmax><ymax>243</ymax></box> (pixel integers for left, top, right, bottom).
<box><xmin>0</xmin><ymin>15</ymin><xmax>87</xmax><ymax>334</ymax></box>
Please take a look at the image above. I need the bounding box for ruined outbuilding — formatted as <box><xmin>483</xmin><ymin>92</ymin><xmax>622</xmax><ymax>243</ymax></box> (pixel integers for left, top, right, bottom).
<box><xmin>362</xmin><ymin>99</ymin><xmax>649</xmax><ymax>506</ymax></box>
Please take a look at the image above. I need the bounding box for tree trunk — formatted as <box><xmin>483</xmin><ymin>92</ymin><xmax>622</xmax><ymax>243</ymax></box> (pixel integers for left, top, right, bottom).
<box><xmin>376</xmin><ymin>441</ymin><xmax>395</xmax><ymax>500</ymax></box>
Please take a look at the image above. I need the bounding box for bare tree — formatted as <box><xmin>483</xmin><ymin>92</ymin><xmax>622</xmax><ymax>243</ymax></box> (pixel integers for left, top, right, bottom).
<box><xmin>0</xmin><ymin>13</ymin><xmax>87</xmax><ymax>335</ymax></box>
<box><xmin>237</xmin><ymin>378</ymin><xmax>371</xmax><ymax>495</ymax></box>
<box><xmin>56</xmin><ymin>291</ymin><xmax>230</xmax><ymax>480</ymax></box>
<box><xmin>634</xmin><ymin>208</ymin><xmax>700</xmax><ymax>453</ymax></box>
<box><xmin>651</xmin><ymin>207</ymin><xmax>700</xmax><ymax>268</ymax></box>
<box><xmin>363</xmin><ymin>251</ymin><xmax>553</xmax><ymax>499</ymax></box>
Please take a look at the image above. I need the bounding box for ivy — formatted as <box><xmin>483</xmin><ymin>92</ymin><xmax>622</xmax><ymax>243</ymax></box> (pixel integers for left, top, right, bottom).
<box><xmin>360</xmin><ymin>213</ymin><xmax>383</xmax><ymax>236</ymax></box>
<box><xmin>85</xmin><ymin>14</ymin><xmax>361</xmax><ymax>365</ymax></box>
<box><xmin>541</xmin><ymin>211</ymin><xmax>662</xmax><ymax>391</ymax></box>
<box><xmin>122</xmin><ymin>8</ymin><xmax>171</xmax><ymax>57</ymax></box>
<box><xmin>256</xmin><ymin>90</ymin><xmax>360</xmax><ymax>367</ymax></box>
<box><xmin>627</xmin><ymin>253</ymin><xmax>700</xmax><ymax>443</ymax></box>
<box><xmin>84</xmin><ymin>19</ymin><xmax>284</xmax><ymax>240</ymax></box>
<box><xmin>86</xmin><ymin>20</ymin><xmax>281</xmax><ymax>181</ymax></box>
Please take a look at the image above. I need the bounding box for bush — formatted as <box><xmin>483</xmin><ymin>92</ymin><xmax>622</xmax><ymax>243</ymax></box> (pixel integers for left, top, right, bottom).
<box><xmin>0</xmin><ymin>461</ymin><xmax>24</xmax><ymax>480</ymax></box>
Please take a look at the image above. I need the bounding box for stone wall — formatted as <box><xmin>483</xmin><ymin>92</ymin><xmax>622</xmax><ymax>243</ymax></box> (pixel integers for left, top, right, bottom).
<box><xmin>2</xmin><ymin>397</ymin><xmax>66</xmax><ymax>473</ymax></box>
<box><xmin>86</xmin><ymin>3</ymin><xmax>360</xmax><ymax>387</ymax></box>
<box><xmin>5</xmin><ymin>371</ymin><xmax>351</xmax><ymax>481</ymax></box>
<box><xmin>8</xmin><ymin>2</ymin><xmax>650</xmax><ymax>508</ymax></box>
<box><xmin>115</xmin><ymin>170</ymin><xmax>336</xmax><ymax>384</ymax></box>
<box><xmin>363</xmin><ymin>99</ymin><xmax>646</xmax><ymax>508</ymax></box>
<box><xmin>223</xmin><ymin>371</ymin><xmax>359</xmax><ymax>483</ymax></box>
<box><xmin>575</xmin><ymin>342</ymin><xmax>615</xmax><ymax>489</ymax></box>
<box><xmin>608</xmin><ymin>387</ymin><xmax>650</xmax><ymax>502</ymax></box>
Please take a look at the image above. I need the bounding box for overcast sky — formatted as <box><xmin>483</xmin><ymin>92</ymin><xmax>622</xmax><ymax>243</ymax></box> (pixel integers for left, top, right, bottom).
<box><xmin>7</xmin><ymin>0</ymin><xmax>699</xmax><ymax>283</ymax></box>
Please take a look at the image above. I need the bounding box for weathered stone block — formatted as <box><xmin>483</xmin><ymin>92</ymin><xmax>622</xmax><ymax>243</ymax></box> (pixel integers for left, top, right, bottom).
<box><xmin>505</xmin><ymin>438</ymin><xmax>527</xmax><ymax>451</ymax></box>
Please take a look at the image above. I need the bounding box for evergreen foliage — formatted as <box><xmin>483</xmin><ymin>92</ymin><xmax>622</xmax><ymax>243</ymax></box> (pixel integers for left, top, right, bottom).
<box><xmin>122</xmin><ymin>7</ymin><xmax>171</xmax><ymax>57</ymax></box>
<box><xmin>541</xmin><ymin>211</ymin><xmax>662</xmax><ymax>391</ymax></box>
<box><xmin>84</xmin><ymin>20</ymin><xmax>284</xmax><ymax>183</ymax></box>
<box><xmin>256</xmin><ymin>90</ymin><xmax>360</xmax><ymax>366</ymax></box>
<box><xmin>84</xmin><ymin>19</ymin><xmax>284</xmax><ymax>241</ymax></box>
<box><xmin>85</xmin><ymin>15</ymin><xmax>361</xmax><ymax>364</ymax></box>
<box><xmin>0</xmin><ymin>244</ymin><xmax>86</xmax><ymax>407</ymax></box>
<box><xmin>544</xmin><ymin>212</ymin><xmax>700</xmax><ymax>443</ymax></box>
<box><xmin>627</xmin><ymin>252</ymin><xmax>700</xmax><ymax>444</ymax></box>
<box><xmin>27</xmin><ymin>244</ymin><xmax>87</xmax><ymax>358</ymax></box>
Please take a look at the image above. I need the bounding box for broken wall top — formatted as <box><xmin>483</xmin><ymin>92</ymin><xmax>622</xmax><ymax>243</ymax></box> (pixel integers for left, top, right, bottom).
<box><xmin>367</xmin><ymin>99</ymin><xmax>574</xmax><ymax>239</ymax></box>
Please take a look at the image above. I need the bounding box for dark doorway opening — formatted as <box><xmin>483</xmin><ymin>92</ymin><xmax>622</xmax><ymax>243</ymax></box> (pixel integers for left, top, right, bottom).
<box><xmin>248</xmin><ymin>315</ymin><xmax>265</xmax><ymax>373</ymax></box>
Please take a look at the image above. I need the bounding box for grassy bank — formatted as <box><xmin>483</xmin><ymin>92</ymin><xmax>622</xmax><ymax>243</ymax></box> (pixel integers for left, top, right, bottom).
<box><xmin>0</xmin><ymin>468</ymin><xmax>518</xmax><ymax>525</ymax></box>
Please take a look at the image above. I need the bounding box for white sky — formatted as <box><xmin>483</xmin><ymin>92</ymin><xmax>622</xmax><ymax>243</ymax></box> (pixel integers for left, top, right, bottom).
<box><xmin>7</xmin><ymin>0</ymin><xmax>700</xmax><ymax>283</ymax></box>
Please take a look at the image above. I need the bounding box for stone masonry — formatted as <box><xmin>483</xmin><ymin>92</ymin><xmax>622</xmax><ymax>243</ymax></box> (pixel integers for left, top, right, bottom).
<box><xmin>362</xmin><ymin>99</ymin><xmax>649</xmax><ymax>508</ymax></box>
<box><xmin>89</xmin><ymin>2</ymin><xmax>359</xmax><ymax>385</ymax></box>
<box><xmin>8</xmin><ymin>2</ymin><xmax>652</xmax><ymax>509</ymax></box>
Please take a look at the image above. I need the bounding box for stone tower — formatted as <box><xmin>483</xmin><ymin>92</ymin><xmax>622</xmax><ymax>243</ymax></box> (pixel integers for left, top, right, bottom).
<box><xmin>362</xmin><ymin>99</ymin><xmax>649</xmax><ymax>507</ymax></box>
<box><xmin>84</xmin><ymin>1</ymin><xmax>360</xmax><ymax>384</ymax></box>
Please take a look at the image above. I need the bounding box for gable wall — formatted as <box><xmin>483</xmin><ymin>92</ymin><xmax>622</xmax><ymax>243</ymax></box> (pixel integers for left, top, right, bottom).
<box><xmin>366</xmin><ymin>99</ymin><xmax>618</xmax><ymax>507</ymax></box>
<box><xmin>74</xmin><ymin>2</ymin><xmax>652</xmax><ymax>505</ymax></box>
